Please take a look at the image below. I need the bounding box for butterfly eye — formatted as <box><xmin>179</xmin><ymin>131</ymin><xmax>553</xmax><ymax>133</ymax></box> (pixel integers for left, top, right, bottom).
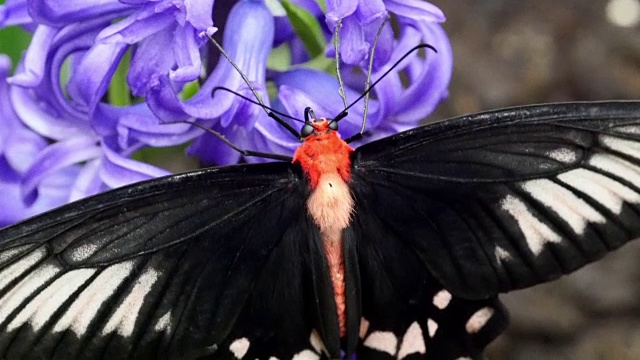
<box><xmin>301</xmin><ymin>123</ymin><xmax>314</xmax><ymax>138</ymax></box>
<box><xmin>328</xmin><ymin>120</ymin><xmax>338</xmax><ymax>131</ymax></box>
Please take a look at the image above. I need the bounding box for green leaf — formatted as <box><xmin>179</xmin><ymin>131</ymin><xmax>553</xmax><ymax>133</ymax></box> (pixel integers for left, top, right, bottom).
<box><xmin>108</xmin><ymin>49</ymin><xmax>132</xmax><ymax>106</ymax></box>
<box><xmin>267</xmin><ymin>43</ymin><xmax>292</xmax><ymax>71</ymax></box>
<box><xmin>0</xmin><ymin>26</ymin><xmax>32</xmax><ymax>72</ymax></box>
<box><xmin>281</xmin><ymin>0</ymin><xmax>326</xmax><ymax>59</ymax></box>
<box><xmin>180</xmin><ymin>79</ymin><xmax>201</xmax><ymax>101</ymax></box>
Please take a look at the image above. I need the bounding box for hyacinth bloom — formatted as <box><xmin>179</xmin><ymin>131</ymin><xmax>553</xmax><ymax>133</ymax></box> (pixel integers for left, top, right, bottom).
<box><xmin>0</xmin><ymin>0</ymin><xmax>452</xmax><ymax>225</ymax></box>
<box><xmin>0</xmin><ymin>55</ymin><xmax>76</xmax><ymax>227</ymax></box>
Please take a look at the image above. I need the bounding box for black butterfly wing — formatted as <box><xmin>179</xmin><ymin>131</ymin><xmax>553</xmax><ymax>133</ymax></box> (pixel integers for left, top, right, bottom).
<box><xmin>0</xmin><ymin>162</ymin><xmax>340</xmax><ymax>359</ymax></box>
<box><xmin>350</xmin><ymin>100</ymin><xmax>640</xmax><ymax>301</ymax></box>
<box><xmin>345</xmin><ymin>201</ymin><xmax>509</xmax><ymax>360</ymax></box>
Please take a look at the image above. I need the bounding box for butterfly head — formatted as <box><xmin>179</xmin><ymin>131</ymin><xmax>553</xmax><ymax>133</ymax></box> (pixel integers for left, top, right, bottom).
<box><xmin>301</xmin><ymin>107</ymin><xmax>339</xmax><ymax>138</ymax></box>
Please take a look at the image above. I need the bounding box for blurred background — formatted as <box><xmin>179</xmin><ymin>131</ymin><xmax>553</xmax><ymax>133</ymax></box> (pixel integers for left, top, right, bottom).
<box><xmin>1</xmin><ymin>0</ymin><xmax>639</xmax><ymax>359</ymax></box>
<box><xmin>435</xmin><ymin>1</ymin><xmax>640</xmax><ymax>359</ymax></box>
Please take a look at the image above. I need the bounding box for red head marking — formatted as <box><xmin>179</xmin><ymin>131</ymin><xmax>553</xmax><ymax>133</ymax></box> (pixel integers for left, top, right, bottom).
<box><xmin>292</xmin><ymin>117</ymin><xmax>354</xmax><ymax>188</ymax></box>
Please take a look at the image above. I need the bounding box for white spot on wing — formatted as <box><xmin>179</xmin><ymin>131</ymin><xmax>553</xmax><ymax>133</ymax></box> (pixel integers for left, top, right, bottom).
<box><xmin>611</xmin><ymin>125</ymin><xmax>640</xmax><ymax>135</ymax></box>
<box><xmin>546</xmin><ymin>148</ymin><xmax>577</xmax><ymax>163</ymax></box>
<box><xmin>397</xmin><ymin>322</ymin><xmax>426</xmax><ymax>359</ymax></box>
<box><xmin>494</xmin><ymin>246</ymin><xmax>511</xmax><ymax>262</ymax></box>
<box><xmin>102</xmin><ymin>268</ymin><xmax>159</xmax><ymax>337</ymax></box>
<box><xmin>600</xmin><ymin>135</ymin><xmax>640</xmax><ymax>160</ymax></box>
<box><xmin>589</xmin><ymin>153</ymin><xmax>640</xmax><ymax>185</ymax></box>
<box><xmin>229</xmin><ymin>337</ymin><xmax>250</xmax><ymax>359</ymax></box>
<box><xmin>432</xmin><ymin>289</ymin><xmax>452</xmax><ymax>310</ymax></box>
<box><xmin>427</xmin><ymin>318</ymin><xmax>438</xmax><ymax>337</ymax></box>
<box><xmin>500</xmin><ymin>195</ymin><xmax>561</xmax><ymax>255</ymax></box>
<box><xmin>364</xmin><ymin>331</ymin><xmax>397</xmax><ymax>355</ymax></box>
<box><xmin>465</xmin><ymin>307</ymin><xmax>494</xmax><ymax>334</ymax></box>
<box><xmin>154</xmin><ymin>311</ymin><xmax>171</xmax><ymax>332</ymax></box>
<box><xmin>521</xmin><ymin>179</ymin><xmax>606</xmax><ymax>234</ymax></box>
<box><xmin>68</xmin><ymin>243</ymin><xmax>100</xmax><ymax>262</ymax></box>
<box><xmin>0</xmin><ymin>244</ymin><xmax>34</xmax><ymax>266</ymax></box>
<box><xmin>0</xmin><ymin>263</ymin><xmax>61</xmax><ymax>324</ymax></box>
<box><xmin>7</xmin><ymin>268</ymin><xmax>96</xmax><ymax>332</ymax></box>
<box><xmin>0</xmin><ymin>246</ymin><xmax>47</xmax><ymax>291</ymax></box>
<box><xmin>53</xmin><ymin>260</ymin><xmax>134</xmax><ymax>335</ymax></box>
<box><xmin>558</xmin><ymin>168</ymin><xmax>640</xmax><ymax>213</ymax></box>
<box><xmin>292</xmin><ymin>349</ymin><xmax>320</xmax><ymax>360</ymax></box>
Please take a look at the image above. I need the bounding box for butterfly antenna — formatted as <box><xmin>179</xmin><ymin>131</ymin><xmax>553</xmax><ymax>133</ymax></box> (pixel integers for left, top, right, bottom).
<box><xmin>346</xmin><ymin>14</ymin><xmax>391</xmax><ymax>144</ymax></box>
<box><xmin>181</xmin><ymin>119</ymin><xmax>292</xmax><ymax>161</ymax></box>
<box><xmin>211</xmin><ymin>86</ymin><xmax>304</xmax><ymax>123</ymax></box>
<box><xmin>332</xmin><ymin>17</ymin><xmax>437</xmax><ymax>144</ymax></box>
<box><xmin>205</xmin><ymin>33</ymin><xmax>303</xmax><ymax>141</ymax></box>
<box><xmin>339</xmin><ymin>43</ymin><xmax>437</xmax><ymax>134</ymax></box>
<box><xmin>333</xmin><ymin>18</ymin><xmax>349</xmax><ymax>110</ymax></box>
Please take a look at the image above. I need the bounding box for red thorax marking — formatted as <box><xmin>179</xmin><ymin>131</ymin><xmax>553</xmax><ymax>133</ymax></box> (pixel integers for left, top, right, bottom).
<box><xmin>293</xmin><ymin>118</ymin><xmax>354</xmax><ymax>337</ymax></box>
<box><xmin>292</xmin><ymin>119</ymin><xmax>353</xmax><ymax>188</ymax></box>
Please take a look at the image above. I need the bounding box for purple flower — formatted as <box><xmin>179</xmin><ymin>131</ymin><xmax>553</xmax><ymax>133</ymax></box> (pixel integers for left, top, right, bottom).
<box><xmin>0</xmin><ymin>55</ymin><xmax>76</xmax><ymax>227</ymax></box>
<box><xmin>325</xmin><ymin>0</ymin><xmax>445</xmax><ymax>67</ymax></box>
<box><xmin>147</xmin><ymin>0</ymin><xmax>279</xmax><ymax>165</ymax></box>
<box><xmin>0</xmin><ymin>0</ymin><xmax>453</xmax><ymax>225</ymax></box>
<box><xmin>147</xmin><ymin>0</ymin><xmax>452</xmax><ymax>161</ymax></box>
<box><xmin>0</xmin><ymin>0</ymin><xmax>210</xmax><ymax>215</ymax></box>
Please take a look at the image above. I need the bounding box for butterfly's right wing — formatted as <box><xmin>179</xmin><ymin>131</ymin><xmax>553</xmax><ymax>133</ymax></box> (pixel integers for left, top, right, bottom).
<box><xmin>351</xmin><ymin>101</ymin><xmax>640</xmax><ymax>300</ymax></box>
<box><xmin>346</xmin><ymin>205</ymin><xmax>508</xmax><ymax>360</ymax></box>
<box><xmin>0</xmin><ymin>162</ymin><xmax>340</xmax><ymax>359</ymax></box>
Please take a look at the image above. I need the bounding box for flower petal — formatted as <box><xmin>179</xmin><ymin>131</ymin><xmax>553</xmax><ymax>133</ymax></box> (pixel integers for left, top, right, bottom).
<box><xmin>170</xmin><ymin>24</ymin><xmax>202</xmax><ymax>83</ymax></box>
<box><xmin>355</xmin><ymin>0</ymin><xmax>386</xmax><ymax>24</ymax></box>
<box><xmin>0</xmin><ymin>158</ymin><xmax>76</xmax><ymax>227</ymax></box>
<box><xmin>146</xmin><ymin>74</ymin><xmax>193</xmax><ymax>122</ymax></box>
<box><xmin>10</xmin><ymin>82</ymin><xmax>91</xmax><ymax>140</ymax></box>
<box><xmin>0</xmin><ymin>55</ymin><xmax>20</xmax><ymax>149</ymax></box>
<box><xmin>68</xmin><ymin>158</ymin><xmax>104</xmax><ymax>201</ymax></box>
<box><xmin>96</xmin><ymin>2</ymin><xmax>175</xmax><ymax>44</ymax></box>
<box><xmin>325</xmin><ymin>0</ymin><xmax>358</xmax><ymax>28</ymax></box>
<box><xmin>100</xmin><ymin>136</ymin><xmax>169</xmax><ymax>189</ymax></box>
<box><xmin>147</xmin><ymin>0</ymin><xmax>274</xmax><ymax>122</ymax></box>
<box><xmin>187</xmin><ymin>121</ymin><xmax>248</xmax><ymax>165</ymax></box>
<box><xmin>389</xmin><ymin>21</ymin><xmax>452</xmax><ymax>122</ymax></box>
<box><xmin>337</xmin><ymin>16</ymin><xmax>368</xmax><ymax>65</ymax></box>
<box><xmin>66</xmin><ymin>41</ymin><xmax>128</xmax><ymax>112</ymax></box>
<box><xmin>27</xmin><ymin>0</ymin><xmax>130</xmax><ymax>26</ymax></box>
<box><xmin>20</xmin><ymin>136</ymin><xmax>102</xmax><ymax>206</ymax></box>
<box><xmin>115</xmin><ymin>104</ymin><xmax>199</xmax><ymax>148</ymax></box>
<box><xmin>127</xmin><ymin>25</ymin><xmax>176</xmax><ymax>96</ymax></box>
<box><xmin>0</xmin><ymin>0</ymin><xmax>32</xmax><ymax>26</ymax></box>
<box><xmin>384</xmin><ymin>0</ymin><xmax>445</xmax><ymax>23</ymax></box>
<box><xmin>4</xmin><ymin>128</ymin><xmax>48</xmax><ymax>173</ymax></box>
<box><xmin>184</xmin><ymin>0</ymin><xmax>215</xmax><ymax>30</ymax></box>
<box><xmin>8</xmin><ymin>25</ymin><xmax>57</xmax><ymax>87</ymax></box>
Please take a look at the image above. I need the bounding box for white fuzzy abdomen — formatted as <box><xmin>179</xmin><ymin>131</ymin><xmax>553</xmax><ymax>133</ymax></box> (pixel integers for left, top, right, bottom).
<box><xmin>307</xmin><ymin>173</ymin><xmax>354</xmax><ymax>237</ymax></box>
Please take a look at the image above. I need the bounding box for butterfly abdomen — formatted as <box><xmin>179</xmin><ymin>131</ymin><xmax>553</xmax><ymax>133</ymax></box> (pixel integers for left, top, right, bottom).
<box><xmin>293</xmin><ymin>121</ymin><xmax>354</xmax><ymax>336</ymax></box>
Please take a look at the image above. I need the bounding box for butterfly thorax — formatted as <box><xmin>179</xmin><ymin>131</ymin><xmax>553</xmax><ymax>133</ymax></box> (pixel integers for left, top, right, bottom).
<box><xmin>293</xmin><ymin>118</ymin><xmax>354</xmax><ymax>336</ymax></box>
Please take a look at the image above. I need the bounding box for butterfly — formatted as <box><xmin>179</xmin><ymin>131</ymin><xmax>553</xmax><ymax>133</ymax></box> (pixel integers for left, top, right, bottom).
<box><xmin>1</xmin><ymin>99</ymin><xmax>640</xmax><ymax>360</ymax></box>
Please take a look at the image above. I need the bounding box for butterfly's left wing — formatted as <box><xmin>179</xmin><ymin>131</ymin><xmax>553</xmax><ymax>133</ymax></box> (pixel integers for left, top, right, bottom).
<box><xmin>0</xmin><ymin>162</ymin><xmax>343</xmax><ymax>359</ymax></box>
<box><xmin>350</xmin><ymin>100</ymin><xmax>640</xmax><ymax>302</ymax></box>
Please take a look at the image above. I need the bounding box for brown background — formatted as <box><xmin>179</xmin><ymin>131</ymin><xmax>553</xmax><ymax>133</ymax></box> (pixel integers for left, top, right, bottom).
<box><xmin>434</xmin><ymin>1</ymin><xmax>640</xmax><ymax>359</ymax></box>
